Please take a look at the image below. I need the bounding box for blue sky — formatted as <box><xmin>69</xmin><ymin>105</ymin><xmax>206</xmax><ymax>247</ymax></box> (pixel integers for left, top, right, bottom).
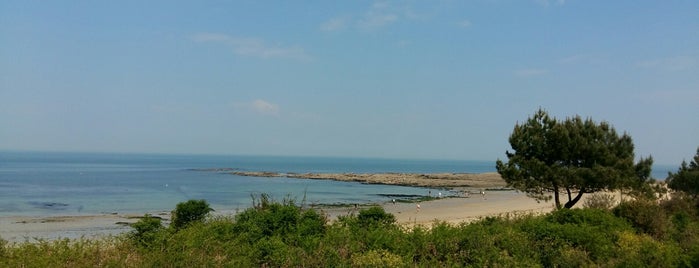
<box><xmin>1</xmin><ymin>0</ymin><xmax>697</xmax><ymax>165</ymax></box>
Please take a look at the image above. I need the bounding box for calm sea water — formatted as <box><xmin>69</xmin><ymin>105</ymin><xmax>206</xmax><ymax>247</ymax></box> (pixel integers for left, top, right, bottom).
<box><xmin>0</xmin><ymin>151</ymin><xmax>674</xmax><ymax>217</ymax></box>
<box><xmin>0</xmin><ymin>152</ymin><xmax>495</xmax><ymax>217</ymax></box>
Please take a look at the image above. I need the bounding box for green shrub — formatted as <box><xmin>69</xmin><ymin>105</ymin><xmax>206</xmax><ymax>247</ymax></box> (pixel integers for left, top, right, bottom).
<box><xmin>662</xmin><ymin>195</ymin><xmax>699</xmax><ymax>218</ymax></box>
<box><xmin>351</xmin><ymin>249</ymin><xmax>404</xmax><ymax>268</ymax></box>
<box><xmin>331</xmin><ymin>206</ymin><xmax>402</xmax><ymax>255</ymax></box>
<box><xmin>520</xmin><ymin>208</ymin><xmax>633</xmax><ymax>264</ymax></box>
<box><xmin>583</xmin><ymin>192</ymin><xmax>618</xmax><ymax>210</ymax></box>
<box><xmin>298</xmin><ymin>209</ymin><xmax>327</xmax><ymax>237</ymax></box>
<box><xmin>0</xmin><ymin>238</ymin><xmax>6</xmax><ymax>258</ymax></box>
<box><xmin>454</xmin><ymin>217</ymin><xmax>539</xmax><ymax>267</ymax></box>
<box><xmin>357</xmin><ymin>206</ymin><xmax>396</xmax><ymax>228</ymax></box>
<box><xmin>171</xmin><ymin>199</ymin><xmax>213</xmax><ymax>230</ymax></box>
<box><xmin>545</xmin><ymin>207</ymin><xmax>630</xmax><ymax>229</ymax></box>
<box><xmin>230</xmin><ymin>198</ymin><xmax>328</xmax><ymax>265</ymax></box>
<box><xmin>253</xmin><ymin>236</ymin><xmax>291</xmax><ymax>267</ymax></box>
<box><xmin>614</xmin><ymin>200</ymin><xmax>668</xmax><ymax>239</ymax></box>
<box><xmin>129</xmin><ymin>214</ymin><xmax>164</xmax><ymax>247</ymax></box>
<box><xmin>233</xmin><ymin>201</ymin><xmax>302</xmax><ymax>239</ymax></box>
<box><xmin>614</xmin><ymin>231</ymin><xmax>684</xmax><ymax>267</ymax></box>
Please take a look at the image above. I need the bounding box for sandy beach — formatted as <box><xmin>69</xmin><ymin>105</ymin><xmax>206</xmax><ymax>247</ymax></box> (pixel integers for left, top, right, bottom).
<box><xmin>319</xmin><ymin>189</ymin><xmax>555</xmax><ymax>226</ymax></box>
<box><xmin>0</xmin><ymin>172</ymin><xmax>559</xmax><ymax>243</ymax></box>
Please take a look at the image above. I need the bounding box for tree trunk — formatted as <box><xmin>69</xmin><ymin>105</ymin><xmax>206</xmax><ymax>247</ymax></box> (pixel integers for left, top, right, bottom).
<box><xmin>553</xmin><ymin>185</ymin><xmax>561</xmax><ymax>209</ymax></box>
<box><xmin>564</xmin><ymin>190</ymin><xmax>585</xmax><ymax>209</ymax></box>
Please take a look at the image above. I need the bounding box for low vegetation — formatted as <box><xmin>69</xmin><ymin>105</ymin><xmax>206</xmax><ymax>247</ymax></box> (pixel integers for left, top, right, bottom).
<box><xmin>3</xmin><ymin>147</ymin><xmax>698</xmax><ymax>266</ymax></box>
<box><xmin>1</xmin><ymin>193</ymin><xmax>699</xmax><ymax>267</ymax></box>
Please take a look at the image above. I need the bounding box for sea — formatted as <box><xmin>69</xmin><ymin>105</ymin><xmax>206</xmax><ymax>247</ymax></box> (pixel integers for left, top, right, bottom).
<box><xmin>0</xmin><ymin>151</ymin><xmax>674</xmax><ymax>217</ymax></box>
<box><xmin>0</xmin><ymin>151</ymin><xmax>495</xmax><ymax>217</ymax></box>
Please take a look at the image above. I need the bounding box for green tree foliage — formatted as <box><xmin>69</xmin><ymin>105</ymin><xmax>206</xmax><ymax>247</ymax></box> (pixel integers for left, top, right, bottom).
<box><xmin>171</xmin><ymin>199</ymin><xmax>213</xmax><ymax>230</ymax></box>
<box><xmin>667</xmin><ymin>147</ymin><xmax>699</xmax><ymax>198</ymax></box>
<box><xmin>496</xmin><ymin>109</ymin><xmax>653</xmax><ymax>209</ymax></box>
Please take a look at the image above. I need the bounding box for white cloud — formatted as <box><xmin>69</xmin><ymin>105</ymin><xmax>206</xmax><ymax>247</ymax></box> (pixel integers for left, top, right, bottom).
<box><xmin>233</xmin><ymin>99</ymin><xmax>279</xmax><ymax>116</ymax></box>
<box><xmin>457</xmin><ymin>20</ymin><xmax>472</xmax><ymax>28</ymax></box>
<box><xmin>636</xmin><ymin>56</ymin><xmax>697</xmax><ymax>72</ymax></box>
<box><xmin>396</xmin><ymin>40</ymin><xmax>411</xmax><ymax>47</ymax></box>
<box><xmin>320</xmin><ymin>16</ymin><xmax>350</xmax><ymax>32</ymax></box>
<box><xmin>515</xmin><ymin>68</ymin><xmax>549</xmax><ymax>77</ymax></box>
<box><xmin>190</xmin><ymin>32</ymin><xmax>231</xmax><ymax>42</ymax></box>
<box><xmin>559</xmin><ymin>54</ymin><xmax>598</xmax><ymax>64</ymax></box>
<box><xmin>357</xmin><ymin>10</ymin><xmax>398</xmax><ymax>31</ymax></box>
<box><xmin>250</xmin><ymin>99</ymin><xmax>279</xmax><ymax>116</ymax></box>
<box><xmin>191</xmin><ymin>33</ymin><xmax>311</xmax><ymax>61</ymax></box>
<box><xmin>321</xmin><ymin>1</ymin><xmax>428</xmax><ymax>32</ymax></box>
<box><xmin>332</xmin><ymin>1</ymin><xmax>398</xmax><ymax>32</ymax></box>
<box><xmin>535</xmin><ymin>0</ymin><xmax>566</xmax><ymax>7</ymax></box>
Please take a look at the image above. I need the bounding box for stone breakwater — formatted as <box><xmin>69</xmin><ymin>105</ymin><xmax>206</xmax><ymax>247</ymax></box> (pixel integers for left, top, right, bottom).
<box><xmin>228</xmin><ymin>171</ymin><xmax>507</xmax><ymax>188</ymax></box>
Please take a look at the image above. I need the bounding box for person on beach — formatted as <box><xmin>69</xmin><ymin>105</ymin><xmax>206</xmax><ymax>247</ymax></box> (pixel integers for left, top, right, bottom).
<box><xmin>392</xmin><ymin>199</ymin><xmax>396</xmax><ymax>206</ymax></box>
<box><xmin>416</xmin><ymin>203</ymin><xmax>421</xmax><ymax>212</ymax></box>
<box><xmin>481</xmin><ymin>190</ymin><xmax>486</xmax><ymax>200</ymax></box>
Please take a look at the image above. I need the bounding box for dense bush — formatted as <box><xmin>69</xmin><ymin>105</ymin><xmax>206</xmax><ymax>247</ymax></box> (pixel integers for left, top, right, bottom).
<box><xmin>351</xmin><ymin>249</ymin><xmax>404</xmax><ymax>267</ymax></box>
<box><xmin>171</xmin><ymin>199</ymin><xmax>213</xmax><ymax>230</ymax></box>
<box><xmin>520</xmin><ymin>208</ymin><xmax>633</xmax><ymax>265</ymax></box>
<box><xmin>129</xmin><ymin>215</ymin><xmax>164</xmax><ymax>247</ymax></box>
<box><xmin>614</xmin><ymin>199</ymin><xmax>668</xmax><ymax>239</ymax></box>
<box><xmin>583</xmin><ymin>192</ymin><xmax>618</xmax><ymax>210</ymax></box>
<box><xmin>357</xmin><ymin>206</ymin><xmax>396</xmax><ymax>228</ymax></box>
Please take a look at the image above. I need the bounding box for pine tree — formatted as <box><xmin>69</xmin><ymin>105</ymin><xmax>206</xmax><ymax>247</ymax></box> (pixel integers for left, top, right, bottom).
<box><xmin>496</xmin><ymin>109</ymin><xmax>653</xmax><ymax>209</ymax></box>
<box><xmin>667</xmin><ymin>147</ymin><xmax>699</xmax><ymax>198</ymax></box>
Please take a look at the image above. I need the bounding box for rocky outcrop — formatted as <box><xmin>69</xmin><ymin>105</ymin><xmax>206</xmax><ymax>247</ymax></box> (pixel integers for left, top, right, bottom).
<box><xmin>228</xmin><ymin>171</ymin><xmax>506</xmax><ymax>188</ymax></box>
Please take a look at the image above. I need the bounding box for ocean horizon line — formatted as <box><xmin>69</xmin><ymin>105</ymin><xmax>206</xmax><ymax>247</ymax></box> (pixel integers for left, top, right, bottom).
<box><xmin>0</xmin><ymin>149</ymin><xmax>498</xmax><ymax>164</ymax></box>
